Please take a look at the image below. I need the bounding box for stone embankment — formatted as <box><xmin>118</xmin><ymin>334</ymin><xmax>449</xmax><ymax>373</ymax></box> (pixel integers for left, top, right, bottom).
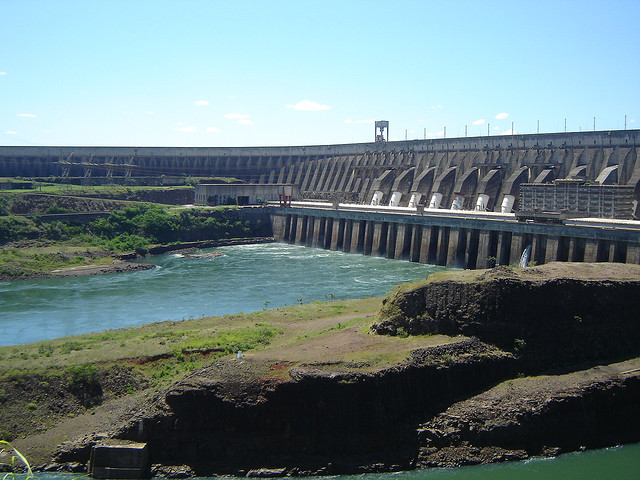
<box><xmin>36</xmin><ymin>263</ymin><xmax>640</xmax><ymax>476</ymax></box>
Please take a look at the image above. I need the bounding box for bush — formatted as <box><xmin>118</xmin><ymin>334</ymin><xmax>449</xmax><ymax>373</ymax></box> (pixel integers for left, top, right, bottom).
<box><xmin>67</xmin><ymin>364</ymin><xmax>102</xmax><ymax>407</ymax></box>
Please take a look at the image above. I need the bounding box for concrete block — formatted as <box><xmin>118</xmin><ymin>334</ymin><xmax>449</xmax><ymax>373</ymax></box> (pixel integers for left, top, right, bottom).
<box><xmin>89</xmin><ymin>443</ymin><xmax>149</xmax><ymax>479</ymax></box>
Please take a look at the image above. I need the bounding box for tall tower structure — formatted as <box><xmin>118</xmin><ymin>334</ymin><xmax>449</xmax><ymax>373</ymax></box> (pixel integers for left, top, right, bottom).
<box><xmin>375</xmin><ymin>120</ymin><xmax>389</xmax><ymax>142</ymax></box>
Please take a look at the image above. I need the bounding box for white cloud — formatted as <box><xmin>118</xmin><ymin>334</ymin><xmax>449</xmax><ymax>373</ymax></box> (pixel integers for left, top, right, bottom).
<box><xmin>4</xmin><ymin>130</ymin><xmax>17</xmax><ymax>135</ymax></box>
<box><xmin>205</xmin><ymin>126</ymin><xmax>220</xmax><ymax>133</ymax></box>
<box><xmin>344</xmin><ymin>118</ymin><xmax>375</xmax><ymax>124</ymax></box>
<box><xmin>286</xmin><ymin>100</ymin><xmax>331</xmax><ymax>111</ymax></box>
<box><xmin>194</xmin><ymin>100</ymin><xmax>209</xmax><ymax>106</ymax></box>
<box><xmin>0</xmin><ymin>72</ymin><xmax>6</xmax><ymax>75</ymax></box>
<box><xmin>17</xmin><ymin>113</ymin><xmax>36</xmax><ymax>118</ymax></box>
<box><xmin>431</xmin><ymin>105</ymin><xmax>443</xmax><ymax>110</ymax></box>
<box><xmin>472</xmin><ymin>119</ymin><xmax>485</xmax><ymax>125</ymax></box>
<box><xmin>175</xmin><ymin>126</ymin><xmax>198</xmax><ymax>133</ymax></box>
<box><xmin>225</xmin><ymin>113</ymin><xmax>252</xmax><ymax>125</ymax></box>
<box><xmin>225</xmin><ymin>113</ymin><xmax>250</xmax><ymax>119</ymax></box>
<box><xmin>145</xmin><ymin>111</ymin><xmax>155</xmax><ymax>115</ymax></box>
<box><xmin>495</xmin><ymin>112</ymin><xmax>509</xmax><ymax>120</ymax></box>
<box><xmin>499</xmin><ymin>129</ymin><xmax>517</xmax><ymax>135</ymax></box>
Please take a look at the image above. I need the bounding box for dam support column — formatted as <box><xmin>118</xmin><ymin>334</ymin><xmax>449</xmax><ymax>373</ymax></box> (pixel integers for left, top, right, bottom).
<box><xmin>323</xmin><ymin>218</ymin><xmax>333</xmax><ymax>249</ymax></box>
<box><xmin>510</xmin><ymin>233</ymin><xmax>525</xmax><ymax>266</ymax></box>
<box><xmin>446</xmin><ymin>228</ymin><xmax>466</xmax><ymax>268</ymax></box>
<box><xmin>394</xmin><ymin>224</ymin><xmax>412</xmax><ymax>260</ymax></box>
<box><xmin>312</xmin><ymin>217</ymin><xmax>326</xmax><ymax>248</ymax></box>
<box><xmin>476</xmin><ymin>230</ymin><xmax>492</xmax><ymax>269</ymax></box>
<box><xmin>363</xmin><ymin>221</ymin><xmax>375</xmax><ymax>256</ymax></box>
<box><xmin>410</xmin><ymin>225</ymin><xmax>423</xmax><ymax>263</ymax></box>
<box><xmin>465</xmin><ymin>229</ymin><xmax>480</xmax><ymax>269</ymax></box>
<box><xmin>584</xmin><ymin>239</ymin><xmax>599</xmax><ymax>263</ymax></box>
<box><xmin>330</xmin><ymin>218</ymin><xmax>344</xmax><ymax>250</ymax></box>
<box><xmin>342</xmin><ymin>219</ymin><xmax>353</xmax><ymax>253</ymax></box>
<box><xmin>496</xmin><ymin>231</ymin><xmax>512</xmax><ymax>266</ymax></box>
<box><xmin>627</xmin><ymin>244</ymin><xmax>640</xmax><ymax>264</ymax></box>
<box><xmin>435</xmin><ymin>227</ymin><xmax>450</xmax><ymax>266</ymax></box>
<box><xmin>350</xmin><ymin>220</ymin><xmax>366</xmax><ymax>254</ymax></box>
<box><xmin>295</xmin><ymin>215</ymin><xmax>307</xmax><ymax>245</ymax></box>
<box><xmin>305</xmin><ymin>216</ymin><xmax>315</xmax><ymax>247</ymax></box>
<box><xmin>420</xmin><ymin>226</ymin><xmax>438</xmax><ymax>264</ymax></box>
<box><xmin>372</xmin><ymin>222</ymin><xmax>388</xmax><ymax>257</ymax></box>
<box><xmin>545</xmin><ymin>236</ymin><xmax>560</xmax><ymax>264</ymax></box>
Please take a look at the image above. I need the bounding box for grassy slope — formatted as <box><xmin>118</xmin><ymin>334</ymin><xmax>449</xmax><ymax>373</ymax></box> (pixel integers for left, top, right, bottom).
<box><xmin>0</xmin><ymin>296</ymin><xmax>464</xmax><ymax>444</ymax></box>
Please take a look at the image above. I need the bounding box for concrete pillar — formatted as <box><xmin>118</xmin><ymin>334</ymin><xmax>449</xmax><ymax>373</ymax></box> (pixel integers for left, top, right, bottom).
<box><xmin>544</xmin><ymin>236</ymin><xmax>559</xmax><ymax>264</ymax></box>
<box><xmin>435</xmin><ymin>227</ymin><xmax>450</xmax><ymax>266</ymax></box>
<box><xmin>330</xmin><ymin>218</ymin><xmax>343</xmax><ymax>250</ymax></box>
<box><xmin>476</xmin><ymin>230</ymin><xmax>491</xmax><ymax>269</ymax></box>
<box><xmin>394</xmin><ymin>224</ymin><xmax>408</xmax><ymax>260</ymax></box>
<box><xmin>283</xmin><ymin>214</ymin><xmax>292</xmax><ymax>242</ymax></box>
<box><xmin>363</xmin><ymin>221</ymin><xmax>375</xmax><ymax>255</ymax></box>
<box><xmin>465</xmin><ymin>229</ymin><xmax>479</xmax><ymax>269</ymax></box>
<box><xmin>323</xmin><ymin>218</ymin><xmax>333</xmax><ymax>249</ymax></box>
<box><xmin>305</xmin><ymin>216</ymin><xmax>315</xmax><ymax>247</ymax></box>
<box><xmin>410</xmin><ymin>225</ymin><xmax>423</xmax><ymax>262</ymax></box>
<box><xmin>510</xmin><ymin>233</ymin><xmax>524</xmax><ymax>266</ymax></box>
<box><xmin>446</xmin><ymin>228</ymin><xmax>461</xmax><ymax>267</ymax></box>
<box><xmin>311</xmin><ymin>217</ymin><xmax>322</xmax><ymax>248</ymax></box>
<box><xmin>568</xmin><ymin>237</ymin><xmax>578</xmax><ymax>261</ymax></box>
<box><xmin>496</xmin><ymin>231</ymin><xmax>511</xmax><ymax>266</ymax></box>
<box><xmin>342</xmin><ymin>219</ymin><xmax>353</xmax><ymax>253</ymax></box>
<box><xmin>295</xmin><ymin>215</ymin><xmax>307</xmax><ymax>245</ymax></box>
<box><xmin>626</xmin><ymin>244</ymin><xmax>640</xmax><ymax>264</ymax></box>
<box><xmin>419</xmin><ymin>226</ymin><xmax>434</xmax><ymax>264</ymax></box>
<box><xmin>350</xmin><ymin>220</ymin><xmax>365</xmax><ymax>254</ymax></box>
<box><xmin>584</xmin><ymin>239</ymin><xmax>599</xmax><ymax>263</ymax></box>
<box><xmin>371</xmin><ymin>222</ymin><xmax>385</xmax><ymax>257</ymax></box>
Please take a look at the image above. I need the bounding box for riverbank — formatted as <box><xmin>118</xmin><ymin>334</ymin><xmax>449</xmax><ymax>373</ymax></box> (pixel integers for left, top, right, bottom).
<box><xmin>0</xmin><ymin>237</ymin><xmax>275</xmax><ymax>282</ymax></box>
<box><xmin>3</xmin><ymin>263</ymin><xmax>639</xmax><ymax>476</ymax></box>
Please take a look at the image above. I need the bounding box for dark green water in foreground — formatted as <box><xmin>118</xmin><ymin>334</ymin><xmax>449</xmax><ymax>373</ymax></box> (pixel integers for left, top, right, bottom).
<box><xmin>2</xmin><ymin>243</ymin><xmax>638</xmax><ymax>477</ymax></box>
<box><xmin>31</xmin><ymin>443</ymin><xmax>640</xmax><ymax>480</ymax></box>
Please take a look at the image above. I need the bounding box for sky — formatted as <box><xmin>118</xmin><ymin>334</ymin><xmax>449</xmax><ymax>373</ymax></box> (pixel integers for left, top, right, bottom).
<box><xmin>1</xmin><ymin>0</ymin><xmax>639</xmax><ymax>147</ymax></box>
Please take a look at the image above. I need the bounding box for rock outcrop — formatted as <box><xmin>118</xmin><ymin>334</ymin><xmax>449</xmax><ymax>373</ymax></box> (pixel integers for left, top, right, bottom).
<box><xmin>372</xmin><ymin>263</ymin><xmax>640</xmax><ymax>369</ymax></box>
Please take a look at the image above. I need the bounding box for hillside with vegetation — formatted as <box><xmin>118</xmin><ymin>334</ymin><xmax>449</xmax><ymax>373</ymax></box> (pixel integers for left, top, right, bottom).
<box><xmin>0</xmin><ymin>188</ymin><xmax>269</xmax><ymax>280</ymax></box>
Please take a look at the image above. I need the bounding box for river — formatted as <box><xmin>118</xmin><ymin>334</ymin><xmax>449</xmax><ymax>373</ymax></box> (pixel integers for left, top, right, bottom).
<box><xmin>1</xmin><ymin>242</ymin><xmax>638</xmax><ymax>478</ymax></box>
<box><xmin>0</xmin><ymin>243</ymin><xmax>445</xmax><ymax>347</ymax></box>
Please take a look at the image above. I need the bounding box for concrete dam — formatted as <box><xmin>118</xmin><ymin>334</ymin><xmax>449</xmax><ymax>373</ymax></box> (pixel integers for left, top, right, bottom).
<box><xmin>2</xmin><ymin>129</ymin><xmax>640</xmax><ymax>267</ymax></box>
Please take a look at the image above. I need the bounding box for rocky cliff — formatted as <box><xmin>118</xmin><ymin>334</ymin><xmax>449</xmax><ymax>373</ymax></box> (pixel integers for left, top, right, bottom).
<box><xmin>372</xmin><ymin>263</ymin><xmax>640</xmax><ymax>370</ymax></box>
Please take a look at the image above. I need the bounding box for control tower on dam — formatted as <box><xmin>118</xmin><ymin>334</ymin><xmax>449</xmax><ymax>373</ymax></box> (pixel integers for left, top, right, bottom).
<box><xmin>1</xmin><ymin>128</ymin><xmax>639</xmax><ymax>213</ymax></box>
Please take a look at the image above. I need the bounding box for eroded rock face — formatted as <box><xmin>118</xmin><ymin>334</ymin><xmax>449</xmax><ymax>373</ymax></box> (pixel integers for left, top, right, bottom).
<box><xmin>372</xmin><ymin>263</ymin><xmax>640</xmax><ymax>368</ymax></box>
<box><xmin>55</xmin><ymin>342</ymin><xmax>516</xmax><ymax>476</ymax></box>
<box><xmin>417</xmin><ymin>359</ymin><xmax>640</xmax><ymax>468</ymax></box>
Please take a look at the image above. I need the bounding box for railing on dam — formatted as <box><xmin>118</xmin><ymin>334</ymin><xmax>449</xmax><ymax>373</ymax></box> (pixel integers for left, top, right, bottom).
<box><xmin>269</xmin><ymin>202</ymin><xmax>640</xmax><ymax>269</ymax></box>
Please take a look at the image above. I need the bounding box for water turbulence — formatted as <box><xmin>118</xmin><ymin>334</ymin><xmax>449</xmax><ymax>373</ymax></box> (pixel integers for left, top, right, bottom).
<box><xmin>0</xmin><ymin>243</ymin><xmax>446</xmax><ymax>346</ymax></box>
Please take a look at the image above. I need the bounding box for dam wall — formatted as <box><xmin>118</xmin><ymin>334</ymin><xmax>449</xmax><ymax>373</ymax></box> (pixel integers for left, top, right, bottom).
<box><xmin>2</xmin><ymin>129</ymin><xmax>639</xmax><ymax>213</ymax></box>
<box><xmin>270</xmin><ymin>204</ymin><xmax>640</xmax><ymax>268</ymax></box>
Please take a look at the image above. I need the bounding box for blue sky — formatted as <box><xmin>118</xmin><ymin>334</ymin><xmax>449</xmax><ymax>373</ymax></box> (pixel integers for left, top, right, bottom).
<box><xmin>1</xmin><ymin>0</ymin><xmax>639</xmax><ymax>147</ymax></box>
